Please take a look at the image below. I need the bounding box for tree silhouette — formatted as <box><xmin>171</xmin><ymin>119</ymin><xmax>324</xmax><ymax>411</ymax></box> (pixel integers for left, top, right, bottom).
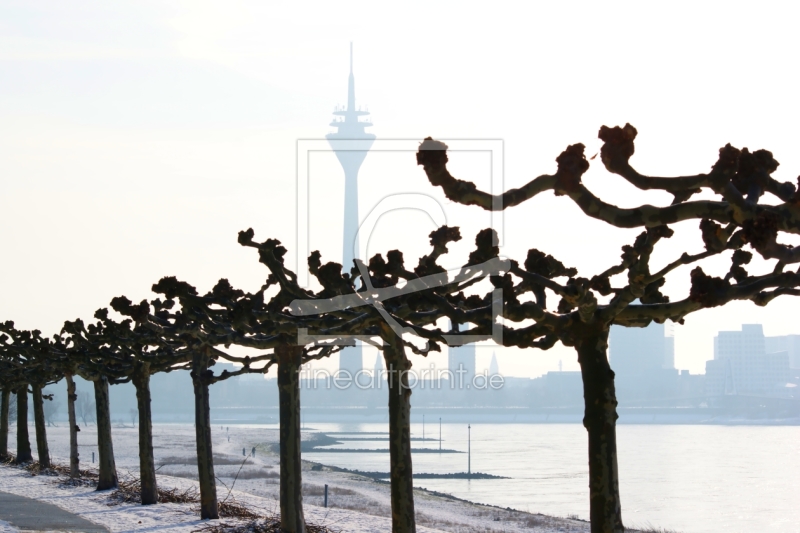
<box><xmin>0</xmin><ymin>343</ymin><xmax>15</xmax><ymax>459</ymax></box>
<box><xmin>238</xmin><ymin>225</ymin><xmax>506</xmax><ymax>533</ymax></box>
<box><xmin>415</xmin><ymin>125</ymin><xmax>800</xmax><ymax>533</ymax></box>
<box><xmin>61</xmin><ymin>320</ymin><xmax>123</xmax><ymax>490</ymax></box>
<box><xmin>49</xmin><ymin>338</ymin><xmax>83</xmax><ymax>479</ymax></box>
<box><xmin>0</xmin><ymin>388</ymin><xmax>10</xmax><ymax>459</ymax></box>
<box><xmin>0</xmin><ymin>324</ymin><xmax>32</xmax><ymax>463</ymax></box>
<box><xmin>4</xmin><ymin>122</ymin><xmax>796</xmax><ymax>533</ymax></box>
<box><xmin>62</xmin><ymin>310</ymin><xmax>181</xmax><ymax>503</ymax></box>
<box><xmin>114</xmin><ymin>269</ymin><xmax>342</xmax><ymax>530</ymax></box>
<box><xmin>230</xmin><ymin>234</ymin><xmax>374</xmax><ymax>533</ymax></box>
<box><xmin>23</xmin><ymin>330</ymin><xmax>61</xmax><ymax>469</ymax></box>
<box><xmin>112</xmin><ymin>280</ymin><xmax>287</xmax><ymax>519</ymax></box>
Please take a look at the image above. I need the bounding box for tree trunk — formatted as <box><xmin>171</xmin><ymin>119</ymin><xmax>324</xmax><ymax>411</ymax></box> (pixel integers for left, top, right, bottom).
<box><xmin>66</xmin><ymin>374</ymin><xmax>80</xmax><ymax>478</ymax></box>
<box><xmin>94</xmin><ymin>377</ymin><xmax>118</xmax><ymax>490</ymax></box>
<box><xmin>277</xmin><ymin>344</ymin><xmax>305</xmax><ymax>533</ymax></box>
<box><xmin>132</xmin><ymin>363</ymin><xmax>158</xmax><ymax>505</ymax></box>
<box><xmin>191</xmin><ymin>349</ymin><xmax>218</xmax><ymax>519</ymax></box>
<box><xmin>381</xmin><ymin>325</ymin><xmax>416</xmax><ymax>533</ymax></box>
<box><xmin>16</xmin><ymin>387</ymin><xmax>32</xmax><ymax>463</ymax></box>
<box><xmin>31</xmin><ymin>384</ymin><xmax>51</xmax><ymax>469</ymax></box>
<box><xmin>0</xmin><ymin>388</ymin><xmax>9</xmax><ymax>459</ymax></box>
<box><xmin>576</xmin><ymin>331</ymin><xmax>624</xmax><ymax>533</ymax></box>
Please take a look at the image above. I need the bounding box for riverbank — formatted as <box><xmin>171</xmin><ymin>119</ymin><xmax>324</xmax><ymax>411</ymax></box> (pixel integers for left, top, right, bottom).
<box><xmin>3</xmin><ymin>423</ymin><xmax>594</xmax><ymax>532</ymax></box>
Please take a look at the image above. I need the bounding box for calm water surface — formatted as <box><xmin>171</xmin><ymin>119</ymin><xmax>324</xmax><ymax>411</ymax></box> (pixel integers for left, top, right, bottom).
<box><xmin>303</xmin><ymin>423</ymin><xmax>800</xmax><ymax>533</ymax></box>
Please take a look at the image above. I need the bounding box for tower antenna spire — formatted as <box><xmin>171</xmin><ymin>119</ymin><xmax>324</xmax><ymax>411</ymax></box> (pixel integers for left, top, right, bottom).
<box><xmin>327</xmin><ymin>42</ymin><xmax>374</xmax><ymax>379</ymax></box>
<box><xmin>347</xmin><ymin>43</ymin><xmax>356</xmax><ymax>112</ymax></box>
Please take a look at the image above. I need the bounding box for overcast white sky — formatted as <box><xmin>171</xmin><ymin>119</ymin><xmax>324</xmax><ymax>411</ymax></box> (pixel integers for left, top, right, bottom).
<box><xmin>2</xmin><ymin>0</ymin><xmax>800</xmax><ymax>377</ymax></box>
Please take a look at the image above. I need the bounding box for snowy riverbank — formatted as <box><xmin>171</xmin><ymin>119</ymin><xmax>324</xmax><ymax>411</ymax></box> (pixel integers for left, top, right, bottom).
<box><xmin>2</xmin><ymin>423</ymin><xmax>594</xmax><ymax>532</ymax></box>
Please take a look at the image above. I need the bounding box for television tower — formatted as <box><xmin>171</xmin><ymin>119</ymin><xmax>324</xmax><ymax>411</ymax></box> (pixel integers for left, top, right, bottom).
<box><xmin>327</xmin><ymin>43</ymin><xmax>375</xmax><ymax>376</ymax></box>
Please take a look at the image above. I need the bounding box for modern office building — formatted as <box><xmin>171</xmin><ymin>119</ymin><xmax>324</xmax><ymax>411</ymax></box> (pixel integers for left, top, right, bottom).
<box><xmin>714</xmin><ymin>324</ymin><xmax>765</xmax><ymax>359</ymax></box>
<box><xmin>706</xmin><ymin>324</ymin><xmax>792</xmax><ymax>396</ymax></box>
<box><xmin>610</xmin><ymin>321</ymin><xmax>675</xmax><ymax>373</ymax></box>
<box><xmin>765</xmin><ymin>334</ymin><xmax>800</xmax><ymax>369</ymax></box>
<box><xmin>609</xmin><ymin>321</ymin><xmax>677</xmax><ymax>402</ymax></box>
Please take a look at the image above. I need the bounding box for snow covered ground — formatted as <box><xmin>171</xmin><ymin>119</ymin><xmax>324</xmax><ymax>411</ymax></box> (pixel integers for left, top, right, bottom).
<box><xmin>1</xmin><ymin>423</ymin><xmax>592</xmax><ymax>532</ymax></box>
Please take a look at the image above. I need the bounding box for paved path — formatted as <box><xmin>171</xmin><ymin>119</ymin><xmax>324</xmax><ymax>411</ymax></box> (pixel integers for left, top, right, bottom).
<box><xmin>0</xmin><ymin>491</ymin><xmax>108</xmax><ymax>533</ymax></box>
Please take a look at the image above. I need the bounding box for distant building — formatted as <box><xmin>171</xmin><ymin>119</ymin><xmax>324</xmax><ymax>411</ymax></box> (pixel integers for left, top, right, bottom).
<box><xmin>765</xmin><ymin>334</ymin><xmax>800</xmax><ymax>369</ymax></box>
<box><xmin>448</xmin><ymin>322</ymin><xmax>476</xmax><ymax>389</ymax></box>
<box><xmin>327</xmin><ymin>44</ymin><xmax>375</xmax><ymax>378</ymax></box>
<box><xmin>676</xmin><ymin>369</ymin><xmax>705</xmax><ymax>403</ymax></box>
<box><xmin>664</xmin><ymin>333</ymin><xmax>675</xmax><ymax>369</ymax></box>
<box><xmin>609</xmin><ymin>321</ymin><xmax>678</xmax><ymax>402</ymax></box>
<box><xmin>714</xmin><ymin>324</ymin><xmax>765</xmax><ymax>359</ymax></box>
<box><xmin>540</xmin><ymin>371</ymin><xmax>583</xmax><ymax>407</ymax></box>
<box><xmin>610</xmin><ymin>321</ymin><xmax>675</xmax><ymax>373</ymax></box>
<box><xmin>489</xmin><ymin>352</ymin><xmax>499</xmax><ymax>376</ymax></box>
<box><xmin>706</xmin><ymin>324</ymin><xmax>791</xmax><ymax>396</ymax></box>
<box><xmin>372</xmin><ymin>352</ymin><xmax>384</xmax><ymax>387</ymax></box>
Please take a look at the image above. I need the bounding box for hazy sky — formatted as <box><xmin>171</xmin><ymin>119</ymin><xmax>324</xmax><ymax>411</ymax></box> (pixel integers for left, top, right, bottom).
<box><xmin>2</xmin><ymin>1</ymin><xmax>800</xmax><ymax>377</ymax></box>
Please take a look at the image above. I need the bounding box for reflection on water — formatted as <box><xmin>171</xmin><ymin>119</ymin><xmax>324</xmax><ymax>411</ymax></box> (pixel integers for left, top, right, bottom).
<box><xmin>304</xmin><ymin>423</ymin><xmax>800</xmax><ymax>533</ymax></box>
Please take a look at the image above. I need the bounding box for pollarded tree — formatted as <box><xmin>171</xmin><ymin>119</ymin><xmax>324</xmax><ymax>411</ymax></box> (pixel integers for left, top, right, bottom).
<box><xmin>228</xmin><ymin>236</ymin><xmax>378</xmax><ymax>533</ymax></box>
<box><xmin>414</xmin><ymin>126</ymin><xmax>800</xmax><ymax>533</ymax></box>
<box><xmin>58</xmin><ymin>338</ymin><xmax>85</xmax><ymax>480</ymax></box>
<box><xmin>0</xmin><ymin>340</ymin><xmax>15</xmax><ymax>460</ymax></box>
<box><xmin>0</xmin><ymin>322</ymin><xmax>62</xmax><ymax>468</ymax></box>
<box><xmin>237</xmin><ymin>227</ymin><xmax>507</xmax><ymax>533</ymax></box>
<box><xmin>17</xmin><ymin>329</ymin><xmax>62</xmax><ymax>469</ymax></box>
<box><xmin>61</xmin><ymin>320</ymin><xmax>123</xmax><ymax>490</ymax></box>
<box><xmin>62</xmin><ymin>309</ymin><xmax>185</xmax><ymax>504</ymax></box>
<box><xmin>111</xmin><ymin>282</ymin><xmax>285</xmax><ymax>520</ymax></box>
<box><xmin>0</xmin><ymin>388</ymin><xmax>9</xmax><ymax>460</ymax></box>
<box><xmin>141</xmin><ymin>278</ymin><xmax>338</xmax><ymax>533</ymax></box>
<box><xmin>0</xmin><ymin>324</ymin><xmax>24</xmax><ymax>460</ymax></box>
<box><xmin>108</xmin><ymin>315</ymin><xmax>183</xmax><ymax>505</ymax></box>
<box><xmin>0</xmin><ymin>322</ymin><xmax>39</xmax><ymax>463</ymax></box>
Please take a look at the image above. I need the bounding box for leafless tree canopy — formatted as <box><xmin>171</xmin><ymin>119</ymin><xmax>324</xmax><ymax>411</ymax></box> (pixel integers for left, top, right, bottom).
<box><xmin>2</xmin><ymin>124</ymin><xmax>800</xmax><ymax>533</ymax></box>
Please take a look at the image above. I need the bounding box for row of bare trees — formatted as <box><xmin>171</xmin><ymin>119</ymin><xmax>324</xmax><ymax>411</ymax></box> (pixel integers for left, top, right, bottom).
<box><xmin>3</xmin><ymin>126</ymin><xmax>800</xmax><ymax>533</ymax></box>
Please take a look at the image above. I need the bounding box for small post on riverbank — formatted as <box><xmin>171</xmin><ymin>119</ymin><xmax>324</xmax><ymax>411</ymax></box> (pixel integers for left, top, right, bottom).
<box><xmin>467</xmin><ymin>424</ymin><xmax>471</xmax><ymax>478</ymax></box>
<box><xmin>324</xmin><ymin>484</ymin><xmax>328</xmax><ymax>508</ymax></box>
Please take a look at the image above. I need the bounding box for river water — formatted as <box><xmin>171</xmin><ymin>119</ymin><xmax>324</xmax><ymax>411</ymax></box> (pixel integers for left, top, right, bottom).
<box><xmin>303</xmin><ymin>423</ymin><xmax>800</xmax><ymax>533</ymax></box>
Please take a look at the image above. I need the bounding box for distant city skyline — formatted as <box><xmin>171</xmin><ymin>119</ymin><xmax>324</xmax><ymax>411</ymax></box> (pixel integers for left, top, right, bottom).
<box><xmin>2</xmin><ymin>2</ymin><xmax>800</xmax><ymax>379</ymax></box>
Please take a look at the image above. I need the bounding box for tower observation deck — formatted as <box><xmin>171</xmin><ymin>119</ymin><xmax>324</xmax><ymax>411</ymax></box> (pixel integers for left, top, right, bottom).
<box><xmin>326</xmin><ymin>43</ymin><xmax>375</xmax><ymax>376</ymax></box>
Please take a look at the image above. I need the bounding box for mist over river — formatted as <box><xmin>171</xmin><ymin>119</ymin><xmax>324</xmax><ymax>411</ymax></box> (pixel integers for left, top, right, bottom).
<box><xmin>303</xmin><ymin>423</ymin><xmax>800</xmax><ymax>533</ymax></box>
